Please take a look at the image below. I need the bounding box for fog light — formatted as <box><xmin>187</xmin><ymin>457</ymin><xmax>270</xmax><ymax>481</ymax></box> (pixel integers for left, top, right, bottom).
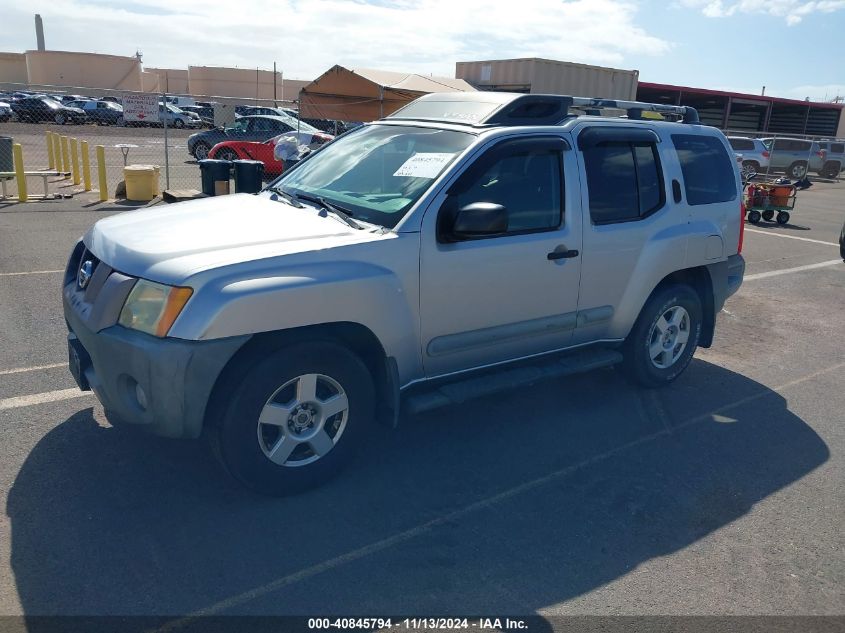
<box><xmin>135</xmin><ymin>382</ymin><xmax>148</xmax><ymax>411</ymax></box>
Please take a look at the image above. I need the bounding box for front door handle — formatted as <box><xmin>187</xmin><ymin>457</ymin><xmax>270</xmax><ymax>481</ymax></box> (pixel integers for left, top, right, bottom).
<box><xmin>547</xmin><ymin>248</ymin><xmax>579</xmax><ymax>260</ymax></box>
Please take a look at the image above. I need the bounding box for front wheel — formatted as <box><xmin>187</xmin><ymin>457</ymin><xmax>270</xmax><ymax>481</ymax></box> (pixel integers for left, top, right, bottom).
<box><xmin>748</xmin><ymin>209</ymin><xmax>762</xmax><ymax>224</ymax></box>
<box><xmin>621</xmin><ymin>284</ymin><xmax>702</xmax><ymax>388</ymax></box>
<box><xmin>762</xmin><ymin>210</ymin><xmax>774</xmax><ymax>221</ymax></box>
<box><xmin>193</xmin><ymin>141</ymin><xmax>211</xmax><ymax>160</ymax></box>
<box><xmin>173</xmin><ymin>118</ymin><xmax>185</xmax><ymax>129</ymax></box>
<box><xmin>216</xmin><ymin>342</ymin><xmax>375</xmax><ymax>496</ymax></box>
<box><xmin>776</xmin><ymin>211</ymin><xmax>790</xmax><ymax>225</ymax></box>
<box><xmin>54</xmin><ymin>113</ymin><xmax>66</xmax><ymax>125</ymax></box>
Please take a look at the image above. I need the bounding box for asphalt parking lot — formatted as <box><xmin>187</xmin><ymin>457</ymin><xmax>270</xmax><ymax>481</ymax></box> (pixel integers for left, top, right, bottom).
<box><xmin>0</xmin><ymin>182</ymin><xmax>843</xmax><ymax>627</ymax></box>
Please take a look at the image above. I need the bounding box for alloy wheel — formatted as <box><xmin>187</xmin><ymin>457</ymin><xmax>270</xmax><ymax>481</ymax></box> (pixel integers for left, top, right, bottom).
<box><xmin>647</xmin><ymin>305</ymin><xmax>691</xmax><ymax>369</ymax></box>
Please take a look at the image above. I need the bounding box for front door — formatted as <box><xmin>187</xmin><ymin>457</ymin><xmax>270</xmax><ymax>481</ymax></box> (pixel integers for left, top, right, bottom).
<box><xmin>419</xmin><ymin>135</ymin><xmax>583</xmax><ymax>377</ymax></box>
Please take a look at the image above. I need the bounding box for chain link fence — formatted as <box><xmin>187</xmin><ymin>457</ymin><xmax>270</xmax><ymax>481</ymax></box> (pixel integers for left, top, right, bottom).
<box><xmin>1</xmin><ymin>82</ymin><xmax>841</xmax><ymax>202</ymax></box>
<box><xmin>0</xmin><ymin>82</ymin><xmax>355</xmax><ymax>201</ymax></box>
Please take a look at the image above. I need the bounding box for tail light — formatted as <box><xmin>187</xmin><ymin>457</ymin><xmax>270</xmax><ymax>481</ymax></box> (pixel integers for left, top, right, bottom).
<box><xmin>762</xmin><ymin>150</ymin><xmax>770</xmax><ymax>158</ymax></box>
<box><xmin>738</xmin><ymin>187</ymin><xmax>751</xmax><ymax>254</ymax></box>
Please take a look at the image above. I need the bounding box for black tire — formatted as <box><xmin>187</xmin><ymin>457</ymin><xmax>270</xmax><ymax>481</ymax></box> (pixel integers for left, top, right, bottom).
<box><xmin>216</xmin><ymin>148</ymin><xmax>238</xmax><ymax>162</ymax></box>
<box><xmin>776</xmin><ymin>211</ymin><xmax>790</xmax><ymax>225</ymax></box>
<box><xmin>116</xmin><ymin>116</ymin><xmax>125</xmax><ymax>127</ymax></box>
<box><xmin>173</xmin><ymin>118</ymin><xmax>185</xmax><ymax>129</ymax></box>
<box><xmin>747</xmin><ymin>209</ymin><xmax>762</xmax><ymax>224</ymax></box>
<box><xmin>821</xmin><ymin>162</ymin><xmax>841</xmax><ymax>179</ymax></box>
<box><xmin>762</xmin><ymin>210</ymin><xmax>774</xmax><ymax>221</ymax></box>
<box><xmin>621</xmin><ymin>284</ymin><xmax>702</xmax><ymax>388</ymax></box>
<box><xmin>741</xmin><ymin>161</ymin><xmax>759</xmax><ymax>179</ymax></box>
<box><xmin>54</xmin><ymin>113</ymin><xmax>66</xmax><ymax>125</ymax></box>
<box><xmin>216</xmin><ymin>342</ymin><xmax>375</xmax><ymax>496</ymax></box>
<box><xmin>787</xmin><ymin>161</ymin><xmax>808</xmax><ymax>179</ymax></box>
<box><xmin>192</xmin><ymin>141</ymin><xmax>211</xmax><ymax>160</ymax></box>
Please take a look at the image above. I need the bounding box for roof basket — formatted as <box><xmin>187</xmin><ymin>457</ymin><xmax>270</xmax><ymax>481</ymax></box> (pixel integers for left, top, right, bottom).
<box><xmin>386</xmin><ymin>92</ymin><xmax>700</xmax><ymax>126</ymax></box>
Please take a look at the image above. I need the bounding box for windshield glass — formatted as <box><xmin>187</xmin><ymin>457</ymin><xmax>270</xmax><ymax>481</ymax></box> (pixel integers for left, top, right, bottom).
<box><xmin>270</xmin><ymin>124</ymin><xmax>474</xmax><ymax>229</ymax></box>
<box><xmin>273</xmin><ymin>111</ymin><xmax>320</xmax><ymax>134</ymax></box>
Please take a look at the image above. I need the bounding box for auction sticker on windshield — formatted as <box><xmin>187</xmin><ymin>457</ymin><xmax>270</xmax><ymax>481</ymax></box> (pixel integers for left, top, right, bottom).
<box><xmin>393</xmin><ymin>153</ymin><xmax>454</xmax><ymax>178</ymax></box>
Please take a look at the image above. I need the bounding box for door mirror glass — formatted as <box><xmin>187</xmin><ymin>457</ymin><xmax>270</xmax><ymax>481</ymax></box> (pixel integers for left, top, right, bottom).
<box><xmin>451</xmin><ymin>202</ymin><xmax>508</xmax><ymax>238</ymax></box>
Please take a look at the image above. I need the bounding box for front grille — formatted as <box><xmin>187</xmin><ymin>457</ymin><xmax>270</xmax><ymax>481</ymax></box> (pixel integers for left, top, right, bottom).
<box><xmin>75</xmin><ymin>247</ymin><xmax>102</xmax><ymax>292</ymax></box>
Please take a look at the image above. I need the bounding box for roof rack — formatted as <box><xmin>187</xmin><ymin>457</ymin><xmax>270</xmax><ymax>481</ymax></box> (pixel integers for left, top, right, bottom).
<box><xmin>386</xmin><ymin>92</ymin><xmax>700</xmax><ymax>126</ymax></box>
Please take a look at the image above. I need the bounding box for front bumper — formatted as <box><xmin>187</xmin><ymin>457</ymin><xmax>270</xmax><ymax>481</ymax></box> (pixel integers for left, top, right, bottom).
<box><xmin>63</xmin><ymin>264</ymin><xmax>248</xmax><ymax>438</ymax></box>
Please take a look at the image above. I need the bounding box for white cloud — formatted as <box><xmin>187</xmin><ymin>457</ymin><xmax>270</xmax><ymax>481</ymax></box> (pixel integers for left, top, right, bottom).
<box><xmin>680</xmin><ymin>0</ymin><xmax>845</xmax><ymax>24</ymax></box>
<box><xmin>0</xmin><ymin>0</ymin><xmax>670</xmax><ymax>80</ymax></box>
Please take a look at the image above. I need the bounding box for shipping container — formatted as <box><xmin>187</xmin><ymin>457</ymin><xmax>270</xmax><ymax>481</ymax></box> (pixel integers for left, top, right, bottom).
<box><xmin>455</xmin><ymin>57</ymin><xmax>639</xmax><ymax>101</ymax></box>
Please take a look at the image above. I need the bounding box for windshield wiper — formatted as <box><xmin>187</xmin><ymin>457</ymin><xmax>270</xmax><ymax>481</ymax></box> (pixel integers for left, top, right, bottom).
<box><xmin>294</xmin><ymin>192</ymin><xmax>363</xmax><ymax>230</ymax></box>
<box><xmin>266</xmin><ymin>185</ymin><xmax>305</xmax><ymax>208</ymax></box>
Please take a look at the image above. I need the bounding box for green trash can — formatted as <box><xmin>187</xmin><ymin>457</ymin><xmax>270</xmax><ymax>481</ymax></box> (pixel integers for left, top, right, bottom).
<box><xmin>232</xmin><ymin>159</ymin><xmax>265</xmax><ymax>194</ymax></box>
<box><xmin>0</xmin><ymin>137</ymin><xmax>13</xmax><ymax>173</ymax></box>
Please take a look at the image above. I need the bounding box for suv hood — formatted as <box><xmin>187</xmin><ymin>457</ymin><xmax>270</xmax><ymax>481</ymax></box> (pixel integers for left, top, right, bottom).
<box><xmin>85</xmin><ymin>193</ymin><xmax>386</xmax><ymax>284</ymax></box>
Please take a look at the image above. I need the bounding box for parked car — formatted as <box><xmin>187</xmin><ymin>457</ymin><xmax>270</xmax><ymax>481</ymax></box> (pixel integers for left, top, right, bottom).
<box><xmin>815</xmin><ymin>139</ymin><xmax>844</xmax><ymax>178</ymax></box>
<box><xmin>79</xmin><ymin>100</ymin><xmax>125</xmax><ymax>126</ymax></box>
<box><xmin>180</xmin><ymin>105</ymin><xmax>214</xmax><ymax>127</ymax></box>
<box><xmin>760</xmin><ymin>137</ymin><xmax>826</xmax><ymax>178</ymax></box>
<box><xmin>0</xmin><ymin>101</ymin><xmax>12</xmax><ymax>122</ymax></box>
<box><xmin>59</xmin><ymin>94</ymin><xmax>91</xmax><ymax>104</ymax></box>
<box><xmin>840</xmin><ymin>217</ymin><xmax>845</xmax><ymax>260</ymax></box>
<box><xmin>99</xmin><ymin>96</ymin><xmax>121</xmax><ymax>103</ymax></box>
<box><xmin>11</xmin><ymin>97</ymin><xmax>86</xmax><ymax>125</ymax></box>
<box><xmin>155</xmin><ymin>103</ymin><xmax>200</xmax><ymax>129</ymax></box>
<box><xmin>208</xmin><ymin>130</ymin><xmax>334</xmax><ymax>176</ymax></box>
<box><xmin>235</xmin><ymin>105</ymin><xmax>282</xmax><ymax>118</ymax></box>
<box><xmin>187</xmin><ymin>115</ymin><xmax>323</xmax><ymax>160</ymax></box>
<box><xmin>727</xmin><ymin>136</ymin><xmax>770</xmax><ymax>177</ymax></box>
<box><xmin>62</xmin><ymin>92</ymin><xmax>745</xmax><ymax>495</ymax></box>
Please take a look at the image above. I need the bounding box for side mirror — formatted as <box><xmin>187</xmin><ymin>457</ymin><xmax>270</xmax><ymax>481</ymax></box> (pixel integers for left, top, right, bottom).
<box><xmin>451</xmin><ymin>202</ymin><xmax>508</xmax><ymax>239</ymax></box>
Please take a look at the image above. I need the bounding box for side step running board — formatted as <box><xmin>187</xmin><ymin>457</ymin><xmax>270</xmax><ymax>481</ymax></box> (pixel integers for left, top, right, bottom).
<box><xmin>404</xmin><ymin>348</ymin><xmax>623</xmax><ymax>416</ymax></box>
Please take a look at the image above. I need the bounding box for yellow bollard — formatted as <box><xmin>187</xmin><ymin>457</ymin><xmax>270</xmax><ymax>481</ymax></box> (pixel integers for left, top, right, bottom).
<box><xmin>52</xmin><ymin>133</ymin><xmax>63</xmax><ymax>172</ymax></box>
<box><xmin>60</xmin><ymin>136</ymin><xmax>70</xmax><ymax>179</ymax></box>
<box><xmin>96</xmin><ymin>145</ymin><xmax>108</xmax><ymax>202</ymax></box>
<box><xmin>70</xmin><ymin>138</ymin><xmax>80</xmax><ymax>185</ymax></box>
<box><xmin>46</xmin><ymin>132</ymin><xmax>55</xmax><ymax>170</ymax></box>
<box><xmin>13</xmin><ymin>143</ymin><xmax>27</xmax><ymax>202</ymax></box>
<box><xmin>81</xmin><ymin>140</ymin><xmax>91</xmax><ymax>191</ymax></box>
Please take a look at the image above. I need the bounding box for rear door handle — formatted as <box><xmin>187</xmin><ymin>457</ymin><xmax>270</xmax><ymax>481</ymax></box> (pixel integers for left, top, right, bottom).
<box><xmin>547</xmin><ymin>249</ymin><xmax>579</xmax><ymax>260</ymax></box>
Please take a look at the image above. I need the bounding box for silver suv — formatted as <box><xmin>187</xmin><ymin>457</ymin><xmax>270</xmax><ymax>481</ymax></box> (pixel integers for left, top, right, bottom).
<box><xmin>63</xmin><ymin>93</ymin><xmax>745</xmax><ymax>495</ymax></box>
<box><xmin>816</xmin><ymin>139</ymin><xmax>844</xmax><ymax>178</ymax></box>
<box><xmin>760</xmin><ymin>137</ymin><xmax>825</xmax><ymax>178</ymax></box>
<box><xmin>727</xmin><ymin>136</ymin><xmax>770</xmax><ymax>177</ymax></box>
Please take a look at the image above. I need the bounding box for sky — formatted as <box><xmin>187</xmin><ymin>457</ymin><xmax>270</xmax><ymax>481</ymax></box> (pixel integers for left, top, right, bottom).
<box><xmin>1</xmin><ymin>0</ymin><xmax>843</xmax><ymax>102</ymax></box>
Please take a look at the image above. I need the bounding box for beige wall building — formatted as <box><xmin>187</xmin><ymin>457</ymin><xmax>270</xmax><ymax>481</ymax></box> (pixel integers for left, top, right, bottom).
<box><xmin>187</xmin><ymin>66</ymin><xmax>282</xmax><ymax>100</ymax></box>
<box><xmin>24</xmin><ymin>50</ymin><xmax>142</xmax><ymax>90</ymax></box>
<box><xmin>282</xmin><ymin>78</ymin><xmax>309</xmax><ymax>102</ymax></box>
<box><xmin>0</xmin><ymin>52</ymin><xmax>28</xmax><ymax>84</ymax></box>
<box><xmin>456</xmin><ymin>57</ymin><xmax>639</xmax><ymax>100</ymax></box>
<box><xmin>143</xmin><ymin>67</ymin><xmax>189</xmax><ymax>94</ymax></box>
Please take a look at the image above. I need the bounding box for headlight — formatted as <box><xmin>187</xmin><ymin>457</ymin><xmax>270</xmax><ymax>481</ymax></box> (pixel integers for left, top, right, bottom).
<box><xmin>118</xmin><ymin>279</ymin><xmax>193</xmax><ymax>337</ymax></box>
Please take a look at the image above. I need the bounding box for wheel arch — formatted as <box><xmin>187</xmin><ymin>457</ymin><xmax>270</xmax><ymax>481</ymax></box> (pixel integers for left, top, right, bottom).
<box><xmin>649</xmin><ymin>265</ymin><xmax>716</xmax><ymax>348</ymax></box>
<box><xmin>203</xmin><ymin>321</ymin><xmax>398</xmax><ymax>434</ymax></box>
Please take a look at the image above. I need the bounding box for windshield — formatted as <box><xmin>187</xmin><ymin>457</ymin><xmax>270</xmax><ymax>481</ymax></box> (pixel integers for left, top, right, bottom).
<box><xmin>269</xmin><ymin>124</ymin><xmax>474</xmax><ymax>229</ymax></box>
<box><xmin>273</xmin><ymin>111</ymin><xmax>320</xmax><ymax>134</ymax></box>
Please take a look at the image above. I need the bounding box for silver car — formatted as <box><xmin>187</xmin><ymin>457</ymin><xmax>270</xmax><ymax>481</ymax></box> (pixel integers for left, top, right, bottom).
<box><xmin>62</xmin><ymin>92</ymin><xmax>745</xmax><ymax>495</ymax></box>
<box><xmin>760</xmin><ymin>137</ymin><xmax>825</xmax><ymax>178</ymax></box>
<box><xmin>728</xmin><ymin>136</ymin><xmax>770</xmax><ymax>177</ymax></box>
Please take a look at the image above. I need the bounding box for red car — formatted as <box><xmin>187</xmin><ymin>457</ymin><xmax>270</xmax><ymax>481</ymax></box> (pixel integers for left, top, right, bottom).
<box><xmin>208</xmin><ymin>132</ymin><xmax>333</xmax><ymax>177</ymax></box>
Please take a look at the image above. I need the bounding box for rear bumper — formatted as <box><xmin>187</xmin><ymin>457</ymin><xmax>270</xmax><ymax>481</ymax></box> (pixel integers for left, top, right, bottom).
<box><xmin>726</xmin><ymin>253</ymin><xmax>745</xmax><ymax>300</ymax></box>
<box><xmin>64</xmin><ymin>298</ymin><xmax>247</xmax><ymax>439</ymax></box>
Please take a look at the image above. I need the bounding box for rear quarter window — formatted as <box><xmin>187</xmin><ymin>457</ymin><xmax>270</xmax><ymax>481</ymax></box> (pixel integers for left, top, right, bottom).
<box><xmin>831</xmin><ymin>143</ymin><xmax>844</xmax><ymax>154</ymax></box>
<box><xmin>729</xmin><ymin>138</ymin><xmax>755</xmax><ymax>151</ymax></box>
<box><xmin>671</xmin><ymin>134</ymin><xmax>737</xmax><ymax>206</ymax></box>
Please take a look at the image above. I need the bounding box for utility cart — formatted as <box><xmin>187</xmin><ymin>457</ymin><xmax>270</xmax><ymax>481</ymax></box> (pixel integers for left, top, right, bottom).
<box><xmin>743</xmin><ymin>180</ymin><xmax>798</xmax><ymax>225</ymax></box>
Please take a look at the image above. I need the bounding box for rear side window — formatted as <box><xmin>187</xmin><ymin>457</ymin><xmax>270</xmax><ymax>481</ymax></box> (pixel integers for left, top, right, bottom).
<box><xmin>831</xmin><ymin>143</ymin><xmax>844</xmax><ymax>154</ymax></box>
<box><xmin>671</xmin><ymin>134</ymin><xmax>737</xmax><ymax>206</ymax></box>
<box><xmin>729</xmin><ymin>138</ymin><xmax>755</xmax><ymax>151</ymax></box>
<box><xmin>583</xmin><ymin>141</ymin><xmax>664</xmax><ymax>224</ymax></box>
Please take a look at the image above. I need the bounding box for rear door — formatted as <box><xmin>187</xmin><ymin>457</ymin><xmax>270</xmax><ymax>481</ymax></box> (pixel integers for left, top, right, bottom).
<box><xmin>573</xmin><ymin>125</ymin><xmax>678</xmax><ymax>345</ymax></box>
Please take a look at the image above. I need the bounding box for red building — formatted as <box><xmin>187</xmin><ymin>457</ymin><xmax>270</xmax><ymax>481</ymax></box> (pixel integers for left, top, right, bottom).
<box><xmin>636</xmin><ymin>81</ymin><xmax>843</xmax><ymax>137</ymax></box>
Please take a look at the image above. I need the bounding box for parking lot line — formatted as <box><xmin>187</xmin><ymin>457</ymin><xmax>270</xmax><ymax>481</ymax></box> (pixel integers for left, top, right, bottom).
<box><xmin>0</xmin><ymin>269</ymin><xmax>63</xmax><ymax>277</ymax></box>
<box><xmin>0</xmin><ymin>362</ymin><xmax>66</xmax><ymax>376</ymax></box>
<box><xmin>155</xmin><ymin>360</ymin><xmax>845</xmax><ymax>629</ymax></box>
<box><xmin>744</xmin><ymin>229</ymin><xmax>839</xmax><ymax>248</ymax></box>
<box><xmin>744</xmin><ymin>259</ymin><xmax>842</xmax><ymax>281</ymax></box>
<box><xmin>0</xmin><ymin>388</ymin><xmax>92</xmax><ymax>411</ymax></box>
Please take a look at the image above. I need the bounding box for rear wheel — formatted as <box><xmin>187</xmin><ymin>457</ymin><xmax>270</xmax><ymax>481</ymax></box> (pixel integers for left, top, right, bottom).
<box><xmin>215</xmin><ymin>342</ymin><xmax>375</xmax><ymax>496</ymax></box>
<box><xmin>776</xmin><ymin>211</ymin><xmax>790</xmax><ymax>225</ymax></box>
<box><xmin>787</xmin><ymin>161</ymin><xmax>808</xmax><ymax>179</ymax></box>
<box><xmin>762</xmin><ymin>210</ymin><xmax>774</xmax><ymax>221</ymax></box>
<box><xmin>622</xmin><ymin>284</ymin><xmax>702</xmax><ymax>388</ymax></box>
<box><xmin>173</xmin><ymin>118</ymin><xmax>185</xmax><ymax>129</ymax></box>
<box><xmin>821</xmin><ymin>161</ymin><xmax>841</xmax><ymax>179</ymax></box>
<box><xmin>741</xmin><ymin>161</ymin><xmax>759</xmax><ymax>179</ymax></box>
<box><xmin>54</xmin><ymin>113</ymin><xmax>66</xmax><ymax>125</ymax></box>
<box><xmin>192</xmin><ymin>141</ymin><xmax>211</xmax><ymax>160</ymax></box>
